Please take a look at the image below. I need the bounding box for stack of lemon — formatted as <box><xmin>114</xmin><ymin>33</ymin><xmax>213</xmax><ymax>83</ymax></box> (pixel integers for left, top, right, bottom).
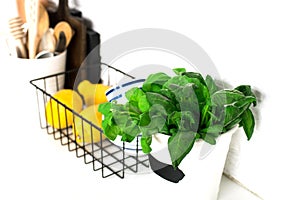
<box><xmin>45</xmin><ymin>80</ymin><xmax>110</xmax><ymax>144</ymax></box>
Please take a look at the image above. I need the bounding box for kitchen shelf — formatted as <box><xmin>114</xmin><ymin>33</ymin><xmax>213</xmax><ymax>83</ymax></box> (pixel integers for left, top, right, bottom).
<box><xmin>30</xmin><ymin>64</ymin><xmax>149</xmax><ymax>179</ymax></box>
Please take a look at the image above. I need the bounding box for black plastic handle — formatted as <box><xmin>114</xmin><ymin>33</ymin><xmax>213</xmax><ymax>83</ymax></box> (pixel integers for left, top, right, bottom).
<box><xmin>148</xmin><ymin>154</ymin><xmax>185</xmax><ymax>183</ymax></box>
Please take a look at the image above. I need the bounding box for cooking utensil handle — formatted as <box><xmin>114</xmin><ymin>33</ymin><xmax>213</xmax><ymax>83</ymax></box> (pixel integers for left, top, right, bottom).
<box><xmin>16</xmin><ymin>0</ymin><xmax>26</xmax><ymax>23</ymax></box>
<box><xmin>57</xmin><ymin>0</ymin><xmax>69</xmax><ymax>14</ymax></box>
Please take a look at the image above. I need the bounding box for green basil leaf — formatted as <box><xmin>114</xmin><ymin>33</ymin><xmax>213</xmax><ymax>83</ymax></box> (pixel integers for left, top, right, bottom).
<box><xmin>202</xmin><ymin>133</ymin><xmax>217</xmax><ymax>145</ymax></box>
<box><xmin>101</xmin><ymin>112</ymin><xmax>112</xmax><ymax>128</ymax></box>
<box><xmin>141</xmin><ymin>136</ymin><xmax>152</xmax><ymax>153</ymax></box>
<box><xmin>205</xmin><ymin>75</ymin><xmax>219</xmax><ymax>94</ymax></box>
<box><xmin>163</xmin><ymin>76</ymin><xmax>191</xmax><ymax>92</ymax></box>
<box><xmin>112</xmin><ymin>110</ymin><xmax>130</xmax><ymax>127</ymax></box>
<box><xmin>142</xmin><ymin>72</ymin><xmax>171</xmax><ymax>92</ymax></box>
<box><xmin>193</xmin><ymin>82</ymin><xmax>210</xmax><ymax>105</ymax></box>
<box><xmin>98</xmin><ymin>102</ymin><xmax>112</xmax><ymax>115</ymax></box>
<box><xmin>127</xmin><ymin>103</ymin><xmax>141</xmax><ymax>117</ymax></box>
<box><xmin>168</xmin><ymin>111</ymin><xmax>182</xmax><ymax>128</ymax></box>
<box><xmin>182</xmin><ymin>71</ymin><xmax>207</xmax><ymax>86</ymax></box>
<box><xmin>146</xmin><ymin>92</ymin><xmax>176</xmax><ymax>114</ymax></box>
<box><xmin>139</xmin><ymin>104</ymin><xmax>167</xmax><ymax>136</ymax></box>
<box><xmin>139</xmin><ymin>112</ymin><xmax>150</xmax><ymax>126</ymax></box>
<box><xmin>138</xmin><ymin>95</ymin><xmax>150</xmax><ymax>113</ymax></box>
<box><xmin>125</xmin><ymin>87</ymin><xmax>136</xmax><ymax>101</ymax></box>
<box><xmin>168</xmin><ymin>131</ymin><xmax>197</xmax><ymax>168</ymax></box>
<box><xmin>168</xmin><ymin>74</ymin><xmax>209</xmax><ymax>106</ymax></box>
<box><xmin>159</xmin><ymin>88</ymin><xmax>176</xmax><ymax>101</ymax></box>
<box><xmin>201</xmin><ymin>124</ymin><xmax>223</xmax><ymax>137</ymax></box>
<box><xmin>234</xmin><ymin>96</ymin><xmax>256</xmax><ymax>108</ymax></box>
<box><xmin>170</xmin><ymin>128</ymin><xmax>178</xmax><ymax>136</ymax></box>
<box><xmin>235</xmin><ymin>85</ymin><xmax>257</xmax><ymax>106</ymax></box>
<box><xmin>121</xmin><ymin>133</ymin><xmax>135</xmax><ymax>142</ymax></box>
<box><xmin>224</xmin><ymin>105</ymin><xmax>248</xmax><ymax>127</ymax></box>
<box><xmin>200</xmin><ymin>104</ymin><xmax>211</xmax><ymax>127</ymax></box>
<box><xmin>167</xmin><ymin>83</ymin><xmax>200</xmax><ymax>111</ymax></box>
<box><xmin>99</xmin><ymin>103</ymin><xmax>121</xmax><ymax>140</ymax></box>
<box><xmin>125</xmin><ymin>87</ymin><xmax>144</xmax><ymax>103</ymax></box>
<box><xmin>150</xmin><ymin>84</ymin><xmax>162</xmax><ymax>93</ymax></box>
<box><xmin>173</xmin><ymin>68</ymin><xmax>186</xmax><ymax>75</ymax></box>
<box><xmin>211</xmin><ymin>90</ymin><xmax>245</xmax><ymax>106</ymax></box>
<box><xmin>180</xmin><ymin>111</ymin><xmax>198</xmax><ymax>131</ymax></box>
<box><xmin>224</xmin><ymin>117</ymin><xmax>242</xmax><ymax>132</ymax></box>
<box><xmin>159</xmin><ymin>124</ymin><xmax>171</xmax><ymax>135</ymax></box>
<box><xmin>240</xmin><ymin>109</ymin><xmax>255</xmax><ymax>140</ymax></box>
<box><xmin>164</xmin><ymin>74</ymin><xmax>208</xmax><ymax>104</ymax></box>
<box><xmin>121</xmin><ymin>122</ymin><xmax>140</xmax><ymax>142</ymax></box>
<box><xmin>102</xmin><ymin>123</ymin><xmax>121</xmax><ymax>141</ymax></box>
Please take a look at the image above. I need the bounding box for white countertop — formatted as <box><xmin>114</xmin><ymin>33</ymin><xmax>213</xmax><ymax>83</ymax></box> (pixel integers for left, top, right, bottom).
<box><xmin>0</xmin><ymin>90</ymin><xmax>259</xmax><ymax>200</ymax></box>
<box><xmin>0</xmin><ymin>122</ymin><xmax>201</xmax><ymax>200</ymax></box>
<box><xmin>0</xmin><ymin>117</ymin><xmax>260</xmax><ymax>200</ymax></box>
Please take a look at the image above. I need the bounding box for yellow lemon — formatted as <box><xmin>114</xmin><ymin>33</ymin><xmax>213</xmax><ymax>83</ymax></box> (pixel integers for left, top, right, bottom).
<box><xmin>77</xmin><ymin>80</ymin><xmax>111</xmax><ymax>106</ymax></box>
<box><xmin>73</xmin><ymin>104</ymin><xmax>106</xmax><ymax>144</ymax></box>
<box><xmin>45</xmin><ymin>89</ymin><xmax>83</xmax><ymax>129</ymax></box>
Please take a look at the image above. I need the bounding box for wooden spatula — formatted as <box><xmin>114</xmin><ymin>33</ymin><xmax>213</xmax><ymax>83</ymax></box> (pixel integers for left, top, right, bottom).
<box><xmin>25</xmin><ymin>0</ymin><xmax>49</xmax><ymax>59</ymax></box>
<box><xmin>25</xmin><ymin>0</ymin><xmax>40</xmax><ymax>59</ymax></box>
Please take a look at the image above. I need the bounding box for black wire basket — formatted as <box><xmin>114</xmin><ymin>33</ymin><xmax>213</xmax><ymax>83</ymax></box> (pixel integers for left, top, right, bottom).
<box><xmin>30</xmin><ymin>64</ymin><xmax>149</xmax><ymax>179</ymax></box>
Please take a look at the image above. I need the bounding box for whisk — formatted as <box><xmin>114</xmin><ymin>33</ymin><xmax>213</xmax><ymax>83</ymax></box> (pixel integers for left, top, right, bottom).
<box><xmin>8</xmin><ymin>17</ymin><xmax>28</xmax><ymax>58</ymax></box>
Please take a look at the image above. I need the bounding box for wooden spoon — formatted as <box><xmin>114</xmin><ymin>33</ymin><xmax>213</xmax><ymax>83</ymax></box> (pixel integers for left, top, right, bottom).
<box><xmin>38</xmin><ymin>4</ymin><xmax>49</xmax><ymax>38</ymax></box>
<box><xmin>53</xmin><ymin>21</ymin><xmax>73</xmax><ymax>50</ymax></box>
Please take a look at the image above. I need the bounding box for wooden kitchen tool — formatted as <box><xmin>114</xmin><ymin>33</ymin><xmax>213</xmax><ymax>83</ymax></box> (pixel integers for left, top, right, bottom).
<box><xmin>8</xmin><ymin>17</ymin><xmax>28</xmax><ymax>58</ymax></box>
<box><xmin>16</xmin><ymin>0</ymin><xmax>26</xmax><ymax>23</ymax></box>
<box><xmin>25</xmin><ymin>0</ymin><xmax>49</xmax><ymax>58</ymax></box>
<box><xmin>38</xmin><ymin>4</ymin><xmax>50</xmax><ymax>40</ymax></box>
<box><xmin>25</xmin><ymin>0</ymin><xmax>40</xmax><ymax>59</ymax></box>
<box><xmin>53</xmin><ymin>21</ymin><xmax>73</xmax><ymax>49</ymax></box>
<box><xmin>86</xmin><ymin>28</ymin><xmax>101</xmax><ymax>84</ymax></box>
<box><xmin>47</xmin><ymin>0</ymin><xmax>87</xmax><ymax>89</ymax></box>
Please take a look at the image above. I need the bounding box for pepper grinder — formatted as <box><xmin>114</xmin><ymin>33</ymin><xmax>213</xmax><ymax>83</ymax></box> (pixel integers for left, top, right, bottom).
<box><xmin>8</xmin><ymin>17</ymin><xmax>28</xmax><ymax>58</ymax></box>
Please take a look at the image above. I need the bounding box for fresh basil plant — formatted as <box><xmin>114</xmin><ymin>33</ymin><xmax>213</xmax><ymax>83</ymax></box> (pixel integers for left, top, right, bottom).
<box><xmin>98</xmin><ymin>68</ymin><xmax>257</xmax><ymax>168</ymax></box>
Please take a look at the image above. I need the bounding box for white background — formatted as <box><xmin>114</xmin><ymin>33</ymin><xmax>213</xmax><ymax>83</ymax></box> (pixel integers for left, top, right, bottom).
<box><xmin>1</xmin><ymin>0</ymin><xmax>300</xmax><ymax>199</ymax></box>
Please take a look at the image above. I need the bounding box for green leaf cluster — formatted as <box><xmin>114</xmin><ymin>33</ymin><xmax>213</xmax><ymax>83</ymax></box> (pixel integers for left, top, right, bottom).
<box><xmin>98</xmin><ymin>68</ymin><xmax>257</xmax><ymax>168</ymax></box>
